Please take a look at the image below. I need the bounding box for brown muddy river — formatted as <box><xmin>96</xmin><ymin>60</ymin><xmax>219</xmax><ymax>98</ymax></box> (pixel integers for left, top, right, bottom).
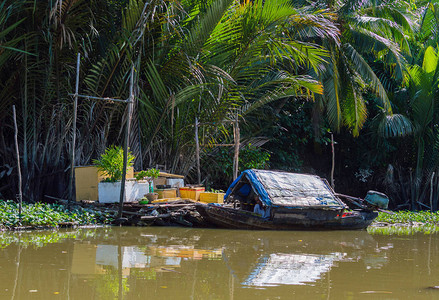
<box><xmin>1</xmin><ymin>227</ymin><xmax>439</xmax><ymax>299</ymax></box>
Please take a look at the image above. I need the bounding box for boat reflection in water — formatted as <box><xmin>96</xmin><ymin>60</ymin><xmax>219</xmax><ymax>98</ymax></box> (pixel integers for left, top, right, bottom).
<box><xmin>243</xmin><ymin>253</ymin><xmax>344</xmax><ymax>287</ymax></box>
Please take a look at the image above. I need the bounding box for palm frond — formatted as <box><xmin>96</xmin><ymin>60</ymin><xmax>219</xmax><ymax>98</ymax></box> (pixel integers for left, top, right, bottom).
<box><xmin>377</xmin><ymin>113</ymin><xmax>414</xmax><ymax>137</ymax></box>
<box><xmin>343</xmin><ymin>43</ymin><xmax>392</xmax><ymax>113</ymax></box>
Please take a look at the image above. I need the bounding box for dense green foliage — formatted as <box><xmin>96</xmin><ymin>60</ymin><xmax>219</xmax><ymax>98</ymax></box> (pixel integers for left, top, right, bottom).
<box><xmin>0</xmin><ymin>200</ymin><xmax>113</xmax><ymax>229</ymax></box>
<box><xmin>1</xmin><ymin>0</ymin><xmax>439</xmax><ymax>210</ymax></box>
<box><xmin>207</xmin><ymin>144</ymin><xmax>270</xmax><ymax>188</ymax></box>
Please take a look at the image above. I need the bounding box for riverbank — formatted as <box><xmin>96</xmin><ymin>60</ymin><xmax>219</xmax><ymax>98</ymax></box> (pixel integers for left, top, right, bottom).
<box><xmin>3</xmin><ymin>199</ymin><xmax>439</xmax><ymax>232</ymax></box>
<box><xmin>0</xmin><ymin>199</ymin><xmax>202</xmax><ymax>230</ymax></box>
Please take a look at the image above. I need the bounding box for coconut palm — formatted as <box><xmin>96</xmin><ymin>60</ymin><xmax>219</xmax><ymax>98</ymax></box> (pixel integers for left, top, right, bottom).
<box><xmin>135</xmin><ymin>0</ymin><xmax>335</xmax><ymax>175</ymax></box>
<box><xmin>309</xmin><ymin>0</ymin><xmax>414</xmax><ymax>136</ymax></box>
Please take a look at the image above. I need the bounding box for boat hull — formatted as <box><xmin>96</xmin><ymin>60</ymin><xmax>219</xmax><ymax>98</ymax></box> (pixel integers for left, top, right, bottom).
<box><xmin>196</xmin><ymin>204</ymin><xmax>377</xmax><ymax>230</ymax></box>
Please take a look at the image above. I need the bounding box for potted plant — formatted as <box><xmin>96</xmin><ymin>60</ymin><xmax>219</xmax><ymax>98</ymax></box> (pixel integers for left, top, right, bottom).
<box><xmin>136</xmin><ymin>168</ymin><xmax>160</xmax><ymax>202</ymax></box>
<box><xmin>93</xmin><ymin>146</ymin><xmax>148</xmax><ymax>203</ymax></box>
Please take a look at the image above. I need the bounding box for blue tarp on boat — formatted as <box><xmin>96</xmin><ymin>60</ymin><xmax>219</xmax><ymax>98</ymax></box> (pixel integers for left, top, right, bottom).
<box><xmin>224</xmin><ymin>169</ymin><xmax>345</xmax><ymax>208</ymax></box>
<box><xmin>224</xmin><ymin>170</ymin><xmax>272</xmax><ymax>206</ymax></box>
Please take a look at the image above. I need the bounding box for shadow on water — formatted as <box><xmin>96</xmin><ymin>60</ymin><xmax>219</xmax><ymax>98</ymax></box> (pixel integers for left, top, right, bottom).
<box><xmin>1</xmin><ymin>227</ymin><xmax>439</xmax><ymax>299</ymax></box>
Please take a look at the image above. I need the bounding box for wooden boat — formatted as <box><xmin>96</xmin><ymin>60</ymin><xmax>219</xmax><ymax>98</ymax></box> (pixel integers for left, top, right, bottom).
<box><xmin>196</xmin><ymin>170</ymin><xmax>386</xmax><ymax>230</ymax></box>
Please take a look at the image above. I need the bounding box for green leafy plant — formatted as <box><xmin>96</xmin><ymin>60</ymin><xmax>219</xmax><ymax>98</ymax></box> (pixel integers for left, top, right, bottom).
<box><xmin>135</xmin><ymin>170</ymin><xmax>148</xmax><ymax>181</ymax></box>
<box><xmin>144</xmin><ymin>168</ymin><xmax>160</xmax><ymax>193</ymax></box>
<box><xmin>93</xmin><ymin>146</ymin><xmax>135</xmax><ymax>182</ymax></box>
<box><xmin>145</xmin><ymin>168</ymin><xmax>160</xmax><ymax>179</ymax></box>
<box><xmin>137</xmin><ymin>168</ymin><xmax>160</xmax><ymax>182</ymax></box>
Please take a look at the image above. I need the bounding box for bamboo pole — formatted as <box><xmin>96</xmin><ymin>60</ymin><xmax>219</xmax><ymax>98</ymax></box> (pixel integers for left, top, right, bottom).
<box><xmin>13</xmin><ymin>105</ymin><xmax>23</xmax><ymax>224</ymax></box>
<box><xmin>118</xmin><ymin>65</ymin><xmax>135</xmax><ymax>219</ymax></box>
<box><xmin>195</xmin><ymin>117</ymin><xmax>201</xmax><ymax>185</ymax></box>
<box><xmin>330</xmin><ymin>132</ymin><xmax>335</xmax><ymax>189</ymax></box>
<box><xmin>233</xmin><ymin>116</ymin><xmax>240</xmax><ymax>180</ymax></box>
<box><xmin>69</xmin><ymin>53</ymin><xmax>80</xmax><ymax>207</ymax></box>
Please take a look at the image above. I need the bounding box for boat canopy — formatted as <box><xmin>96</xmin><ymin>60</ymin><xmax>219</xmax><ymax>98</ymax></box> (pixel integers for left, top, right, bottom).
<box><xmin>224</xmin><ymin>169</ymin><xmax>345</xmax><ymax>209</ymax></box>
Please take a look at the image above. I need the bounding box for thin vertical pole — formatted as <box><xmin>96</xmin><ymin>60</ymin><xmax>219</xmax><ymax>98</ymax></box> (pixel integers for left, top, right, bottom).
<box><xmin>330</xmin><ymin>132</ymin><xmax>335</xmax><ymax>189</ymax></box>
<box><xmin>118</xmin><ymin>65</ymin><xmax>134</xmax><ymax>219</ymax></box>
<box><xmin>13</xmin><ymin>105</ymin><xmax>23</xmax><ymax>224</ymax></box>
<box><xmin>233</xmin><ymin>115</ymin><xmax>240</xmax><ymax>180</ymax></box>
<box><xmin>195</xmin><ymin>117</ymin><xmax>201</xmax><ymax>185</ymax></box>
<box><xmin>69</xmin><ymin>53</ymin><xmax>80</xmax><ymax>206</ymax></box>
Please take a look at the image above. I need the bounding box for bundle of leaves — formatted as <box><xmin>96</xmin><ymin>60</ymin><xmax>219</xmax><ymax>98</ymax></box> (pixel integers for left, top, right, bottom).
<box><xmin>93</xmin><ymin>146</ymin><xmax>135</xmax><ymax>182</ymax></box>
<box><xmin>0</xmin><ymin>200</ymin><xmax>114</xmax><ymax>229</ymax></box>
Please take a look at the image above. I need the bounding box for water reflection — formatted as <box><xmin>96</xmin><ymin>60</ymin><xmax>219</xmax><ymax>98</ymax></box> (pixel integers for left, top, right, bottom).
<box><xmin>243</xmin><ymin>253</ymin><xmax>344</xmax><ymax>287</ymax></box>
<box><xmin>72</xmin><ymin>243</ymin><xmax>223</xmax><ymax>276</ymax></box>
<box><xmin>1</xmin><ymin>227</ymin><xmax>439</xmax><ymax>299</ymax></box>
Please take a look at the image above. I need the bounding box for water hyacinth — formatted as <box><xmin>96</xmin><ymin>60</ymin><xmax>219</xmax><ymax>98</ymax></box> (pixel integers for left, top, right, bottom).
<box><xmin>369</xmin><ymin>211</ymin><xmax>439</xmax><ymax>235</ymax></box>
<box><xmin>0</xmin><ymin>200</ymin><xmax>114</xmax><ymax>229</ymax></box>
<box><xmin>374</xmin><ymin>211</ymin><xmax>439</xmax><ymax>225</ymax></box>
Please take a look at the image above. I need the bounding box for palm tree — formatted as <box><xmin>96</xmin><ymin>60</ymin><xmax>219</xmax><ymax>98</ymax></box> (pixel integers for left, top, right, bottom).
<box><xmin>135</xmin><ymin>0</ymin><xmax>335</xmax><ymax>176</ymax></box>
<box><xmin>311</xmin><ymin>0</ymin><xmax>413</xmax><ymax>136</ymax></box>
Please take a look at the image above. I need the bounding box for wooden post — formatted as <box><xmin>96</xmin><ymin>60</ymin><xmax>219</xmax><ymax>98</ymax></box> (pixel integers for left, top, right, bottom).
<box><xmin>195</xmin><ymin>117</ymin><xmax>201</xmax><ymax>185</ymax></box>
<box><xmin>69</xmin><ymin>53</ymin><xmax>80</xmax><ymax>207</ymax></box>
<box><xmin>430</xmin><ymin>172</ymin><xmax>435</xmax><ymax>212</ymax></box>
<box><xmin>233</xmin><ymin>116</ymin><xmax>240</xmax><ymax>180</ymax></box>
<box><xmin>118</xmin><ymin>65</ymin><xmax>135</xmax><ymax>219</ymax></box>
<box><xmin>330</xmin><ymin>132</ymin><xmax>335</xmax><ymax>189</ymax></box>
<box><xmin>13</xmin><ymin>105</ymin><xmax>23</xmax><ymax>223</ymax></box>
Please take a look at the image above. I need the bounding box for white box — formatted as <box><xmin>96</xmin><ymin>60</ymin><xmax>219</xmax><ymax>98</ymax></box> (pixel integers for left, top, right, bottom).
<box><xmin>98</xmin><ymin>180</ymin><xmax>149</xmax><ymax>203</ymax></box>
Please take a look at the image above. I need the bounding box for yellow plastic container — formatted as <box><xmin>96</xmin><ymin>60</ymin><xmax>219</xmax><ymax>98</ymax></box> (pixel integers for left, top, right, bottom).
<box><xmin>199</xmin><ymin>192</ymin><xmax>225</xmax><ymax>204</ymax></box>
<box><xmin>156</xmin><ymin>188</ymin><xmax>177</xmax><ymax>199</ymax></box>
<box><xmin>179</xmin><ymin>187</ymin><xmax>205</xmax><ymax>201</ymax></box>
